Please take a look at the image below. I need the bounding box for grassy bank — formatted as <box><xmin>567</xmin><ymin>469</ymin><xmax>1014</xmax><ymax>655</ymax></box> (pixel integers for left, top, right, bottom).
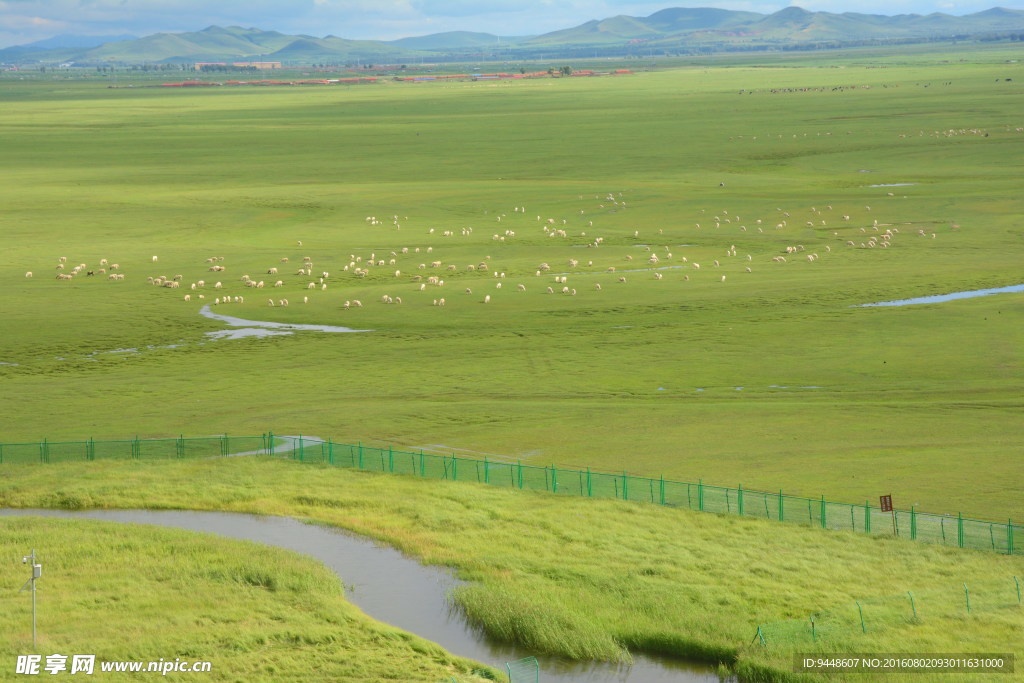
<box><xmin>2</xmin><ymin>456</ymin><xmax>1022</xmax><ymax>680</ymax></box>
<box><xmin>0</xmin><ymin>512</ymin><xmax>497</xmax><ymax>682</ymax></box>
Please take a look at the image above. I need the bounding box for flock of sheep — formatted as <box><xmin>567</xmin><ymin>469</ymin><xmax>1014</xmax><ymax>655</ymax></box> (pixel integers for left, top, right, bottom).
<box><xmin>23</xmin><ymin>189</ymin><xmax>946</xmax><ymax>317</ymax></box>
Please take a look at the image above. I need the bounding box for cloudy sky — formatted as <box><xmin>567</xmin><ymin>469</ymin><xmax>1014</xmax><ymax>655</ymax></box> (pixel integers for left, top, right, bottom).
<box><xmin>0</xmin><ymin>0</ymin><xmax>1015</xmax><ymax>48</ymax></box>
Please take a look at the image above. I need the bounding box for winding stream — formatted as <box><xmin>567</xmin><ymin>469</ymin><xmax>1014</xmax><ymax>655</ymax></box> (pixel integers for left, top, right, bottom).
<box><xmin>0</xmin><ymin>509</ymin><xmax>725</xmax><ymax>682</ymax></box>
<box><xmin>198</xmin><ymin>305</ymin><xmax>371</xmax><ymax>338</ymax></box>
<box><xmin>856</xmin><ymin>283</ymin><xmax>1024</xmax><ymax>307</ymax></box>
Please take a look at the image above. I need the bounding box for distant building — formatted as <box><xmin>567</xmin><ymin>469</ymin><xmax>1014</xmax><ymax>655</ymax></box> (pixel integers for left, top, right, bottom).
<box><xmin>194</xmin><ymin>61</ymin><xmax>282</xmax><ymax>71</ymax></box>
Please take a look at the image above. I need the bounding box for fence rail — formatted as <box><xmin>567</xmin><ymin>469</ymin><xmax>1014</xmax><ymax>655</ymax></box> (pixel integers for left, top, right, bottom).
<box><xmin>0</xmin><ymin>433</ymin><xmax>1018</xmax><ymax>557</ymax></box>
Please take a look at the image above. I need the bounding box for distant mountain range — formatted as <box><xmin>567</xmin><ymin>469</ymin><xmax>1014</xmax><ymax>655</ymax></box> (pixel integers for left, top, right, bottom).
<box><xmin>4</xmin><ymin>6</ymin><xmax>1024</xmax><ymax>65</ymax></box>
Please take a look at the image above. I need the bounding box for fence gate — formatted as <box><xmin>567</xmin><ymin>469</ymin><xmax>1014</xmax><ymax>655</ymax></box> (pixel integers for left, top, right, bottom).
<box><xmin>506</xmin><ymin>656</ymin><xmax>539</xmax><ymax>683</ymax></box>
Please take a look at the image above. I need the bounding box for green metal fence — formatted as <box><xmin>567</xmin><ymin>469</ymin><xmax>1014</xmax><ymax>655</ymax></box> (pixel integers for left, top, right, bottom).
<box><xmin>0</xmin><ymin>435</ymin><xmax>271</xmax><ymax>464</ymax></box>
<box><xmin>281</xmin><ymin>436</ymin><xmax>1020</xmax><ymax>557</ymax></box>
<box><xmin>1</xmin><ymin>433</ymin><xmax>1018</xmax><ymax>557</ymax></box>
<box><xmin>754</xmin><ymin>576</ymin><xmax>1023</xmax><ymax>649</ymax></box>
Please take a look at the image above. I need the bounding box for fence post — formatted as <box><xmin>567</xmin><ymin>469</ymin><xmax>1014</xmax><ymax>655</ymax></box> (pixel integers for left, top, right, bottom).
<box><xmin>958</xmin><ymin>512</ymin><xmax>964</xmax><ymax>548</ymax></box>
<box><xmin>484</xmin><ymin>457</ymin><xmax>490</xmax><ymax>484</ymax></box>
<box><xmin>452</xmin><ymin>454</ymin><xmax>458</xmax><ymax>481</ymax></box>
<box><xmin>659</xmin><ymin>475</ymin><xmax>665</xmax><ymax>506</ymax></box>
<box><xmin>856</xmin><ymin>600</ymin><xmax>867</xmax><ymax>633</ymax></box>
<box><xmin>269</xmin><ymin>431</ymin><xmax>275</xmax><ymax>456</ymax></box>
<box><xmin>911</xmin><ymin>505</ymin><xmax>917</xmax><ymax>541</ymax></box>
<box><xmin>88</xmin><ymin>437</ymin><xmax>95</xmax><ymax>461</ymax></box>
<box><xmin>1009</xmin><ymin>519</ymin><xmax>1014</xmax><ymax>556</ymax></box>
<box><xmin>698</xmin><ymin>479</ymin><xmax>704</xmax><ymax>511</ymax></box>
<box><xmin>779</xmin><ymin>489</ymin><xmax>784</xmax><ymax>522</ymax></box>
<box><xmin>551</xmin><ymin>466</ymin><xmax>558</xmax><ymax>494</ymax></box>
<box><xmin>810</xmin><ymin>617</ymin><xmax>816</xmax><ymax>643</ymax></box>
<box><xmin>40</xmin><ymin>438</ymin><xmax>47</xmax><ymax>464</ymax></box>
<box><xmin>820</xmin><ymin>495</ymin><xmax>827</xmax><ymax>529</ymax></box>
<box><xmin>738</xmin><ymin>484</ymin><xmax>744</xmax><ymax>516</ymax></box>
<box><xmin>963</xmin><ymin>584</ymin><xmax>970</xmax><ymax>613</ymax></box>
<box><xmin>358</xmin><ymin>442</ymin><xmax>364</xmax><ymax>469</ymax></box>
<box><xmin>1015</xmin><ymin>576</ymin><xmax>1021</xmax><ymax>603</ymax></box>
<box><xmin>299</xmin><ymin>435</ymin><xmax>305</xmax><ymax>462</ymax></box>
<box><xmin>517</xmin><ymin>461</ymin><xmax>523</xmax><ymax>489</ymax></box>
<box><xmin>908</xmin><ymin>591</ymin><xmax>917</xmax><ymax>619</ymax></box>
<box><xmin>587</xmin><ymin>468</ymin><xmax>592</xmax><ymax>497</ymax></box>
<box><xmin>388</xmin><ymin>445</ymin><xmax>394</xmax><ymax>473</ymax></box>
<box><xmin>622</xmin><ymin>472</ymin><xmax>629</xmax><ymax>501</ymax></box>
<box><xmin>865</xmin><ymin>500</ymin><xmax>871</xmax><ymax>533</ymax></box>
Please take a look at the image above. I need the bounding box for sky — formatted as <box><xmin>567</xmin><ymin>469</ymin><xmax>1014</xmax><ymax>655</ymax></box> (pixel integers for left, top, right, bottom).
<box><xmin>1</xmin><ymin>0</ymin><xmax>1020</xmax><ymax>49</ymax></box>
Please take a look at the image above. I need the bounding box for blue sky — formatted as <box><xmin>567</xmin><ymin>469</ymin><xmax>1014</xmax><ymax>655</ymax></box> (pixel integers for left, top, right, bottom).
<box><xmin>1</xmin><ymin>0</ymin><xmax>1019</xmax><ymax>48</ymax></box>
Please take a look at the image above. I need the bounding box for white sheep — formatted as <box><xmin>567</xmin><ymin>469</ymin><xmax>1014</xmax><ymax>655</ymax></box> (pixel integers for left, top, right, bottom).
<box><xmin>24</xmin><ymin>271</ymin><xmax>32</xmax><ymax>278</ymax></box>
<box><xmin>484</xmin><ymin>295</ymin><xmax>491</xmax><ymax>303</ymax></box>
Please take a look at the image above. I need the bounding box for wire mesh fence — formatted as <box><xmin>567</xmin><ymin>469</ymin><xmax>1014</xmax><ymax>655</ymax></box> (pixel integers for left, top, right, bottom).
<box><xmin>1</xmin><ymin>433</ymin><xmax>1018</xmax><ymax>557</ymax></box>
<box><xmin>280</xmin><ymin>435</ymin><xmax>1019</xmax><ymax>557</ymax></box>
<box><xmin>755</xmin><ymin>576</ymin><xmax>1023</xmax><ymax>649</ymax></box>
<box><xmin>0</xmin><ymin>435</ymin><xmax>271</xmax><ymax>464</ymax></box>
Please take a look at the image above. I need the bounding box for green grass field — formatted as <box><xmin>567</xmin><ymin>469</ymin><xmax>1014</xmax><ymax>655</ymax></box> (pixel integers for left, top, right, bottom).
<box><xmin>1</xmin><ymin>42</ymin><xmax>1022</xmax><ymax>680</ymax></box>
<box><xmin>1</xmin><ymin>457</ymin><xmax>1022</xmax><ymax>681</ymax></box>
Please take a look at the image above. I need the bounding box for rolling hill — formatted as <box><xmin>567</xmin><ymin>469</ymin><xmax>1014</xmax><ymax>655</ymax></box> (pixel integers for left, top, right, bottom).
<box><xmin>2</xmin><ymin>6</ymin><xmax>1024</xmax><ymax>65</ymax></box>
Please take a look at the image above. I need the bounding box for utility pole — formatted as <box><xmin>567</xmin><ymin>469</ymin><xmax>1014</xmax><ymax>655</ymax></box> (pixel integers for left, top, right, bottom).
<box><xmin>19</xmin><ymin>550</ymin><xmax>42</xmax><ymax>648</ymax></box>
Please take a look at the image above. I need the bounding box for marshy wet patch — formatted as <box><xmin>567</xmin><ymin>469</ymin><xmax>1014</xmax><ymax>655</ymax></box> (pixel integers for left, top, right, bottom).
<box><xmin>856</xmin><ymin>284</ymin><xmax>1024</xmax><ymax>307</ymax></box>
<box><xmin>199</xmin><ymin>305</ymin><xmax>372</xmax><ymax>337</ymax></box>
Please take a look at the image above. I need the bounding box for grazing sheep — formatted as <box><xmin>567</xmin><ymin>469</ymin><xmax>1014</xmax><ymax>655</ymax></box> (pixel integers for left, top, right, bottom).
<box><xmin>484</xmin><ymin>295</ymin><xmax>491</xmax><ymax>303</ymax></box>
<box><xmin>184</xmin><ymin>294</ymin><xmax>191</xmax><ymax>302</ymax></box>
<box><xmin>595</xmin><ymin>283</ymin><xmax>602</xmax><ymax>290</ymax></box>
<box><xmin>517</xmin><ymin>284</ymin><xmax>526</xmax><ymax>291</ymax></box>
<box><xmin>24</xmin><ymin>271</ymin><xmax>32</xmax><ymax>278</ymax></box>
<box><xmin>618</xmin><ymin>276</ymin><xmax>626</xmax><ymax>283</ymax></box>
<box><xmin>152</xmin><ymin>256</ymin><xmax>158</xmax><ymax>262</ymax></box>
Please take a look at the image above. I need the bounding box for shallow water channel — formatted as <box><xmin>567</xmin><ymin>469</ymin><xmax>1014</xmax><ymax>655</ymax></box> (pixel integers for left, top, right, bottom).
<box><xmin>856</xmin><ymin>283</ymin><xmax>1024</xmax><ymax>307</ymax></box>
<box><xmin>0</xmin><ymin>509</ymin><xmax>725</xmax><ymax>682</ymax></box>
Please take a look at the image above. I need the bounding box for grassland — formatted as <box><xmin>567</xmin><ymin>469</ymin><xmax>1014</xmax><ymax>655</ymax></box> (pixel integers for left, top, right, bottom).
<box><xmin>0</xmin><ymin>510</ymin><xmax>498</xmax><ymax>682</ymax></box>
<box><xmin>2</xmin><ymin>456</ymin><xmax>1023</xmax><ymax>681</ymax></box>
<box><xmin>2</xmin><ymin>46</ymin><xmax>1021</xmax><ymax>520</ymax></box>
<box><xmin>0</xmin><ymin>42</ymin><xmax>1022</xmax><ymax>680</ymax></box>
